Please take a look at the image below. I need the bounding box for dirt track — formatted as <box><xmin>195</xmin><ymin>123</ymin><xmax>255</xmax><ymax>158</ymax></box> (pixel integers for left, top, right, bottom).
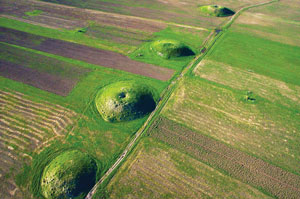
<box><xmin>150</xmin><ymin>117</ymin><xmax>300</xmax><ymax>199</ymax></box>
<box><xmin>0</xmin><ymin>60</ymin><xmax>77</xmax><ymax>96</ymax></box>
<box><xmin>0</xmin><ymin>27</ymin><xmax>174</xmax><ymax>81</ymax></box>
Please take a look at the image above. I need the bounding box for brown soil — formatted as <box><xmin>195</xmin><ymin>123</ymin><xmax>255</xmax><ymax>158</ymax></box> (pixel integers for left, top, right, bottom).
<box><xmin>0</xmin><ymin>60</ymin><xmax>77</xmax><ymax>96</ymax></box>
<box><xmin>0</xmin><ymin>0</ymin><xmax>166</xmax><ymax>33</ymax></box>
<box><xmin>0</xmin><ymin>27</ymin><xmax>174</xmax><ymax>81</ymax></box>
<box><xmin>149</xmin><ymin>117</ymin><xmax>300</xmax><ymax>199</ymax></box>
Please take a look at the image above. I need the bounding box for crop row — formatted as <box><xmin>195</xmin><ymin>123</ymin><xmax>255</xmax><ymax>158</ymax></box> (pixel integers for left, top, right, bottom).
<box><xmin>150</xmin><ymin>117</ymin><xmax>300</xmax><ymax>199</ymax></box>
<box><xmin>0</xmin><ymin>89</ymin><xmax>77</xmax><ymax>198</ymax></box>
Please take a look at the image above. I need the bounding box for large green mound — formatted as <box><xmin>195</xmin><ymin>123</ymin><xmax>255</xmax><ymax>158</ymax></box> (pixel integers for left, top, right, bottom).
<box><xmin>198</xmin><ymin>5</ymin><xmax>235</xmax><ymax>17</ymax></box>
<box><xmin>41</xmin><ymin>150</ymin><xmax>97</xmax><ymax>199</ymax></box>
<box><xmin>95</xmin><ymin>81</ymin><xmax>156</xmax><ymax>122</ymax></box>
<box><xmin>150</xmin><ymin>39</ymin><xmax>195</xmax><ymax>59</ymax></box>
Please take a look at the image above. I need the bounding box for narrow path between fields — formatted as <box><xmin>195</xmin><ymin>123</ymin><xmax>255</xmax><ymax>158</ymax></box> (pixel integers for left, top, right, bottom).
<box><xmin>85</xmin><ymin>0</ymin><xmax>280</xmax><ymax>198</ymax></box>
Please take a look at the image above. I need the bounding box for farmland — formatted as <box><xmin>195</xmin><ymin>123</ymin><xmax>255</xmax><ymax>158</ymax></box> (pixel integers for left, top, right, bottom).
<box><xmin>0</xmin><ymin>0</ymin><xmax>299</xmax><ymax>198</ymax></box>
<box><xmin>107</xmin><ymin>136</ymin><xmax>273</xmax><ymax>199</ymax></box>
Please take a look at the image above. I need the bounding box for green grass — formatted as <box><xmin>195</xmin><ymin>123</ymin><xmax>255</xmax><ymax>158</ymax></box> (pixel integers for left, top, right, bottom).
<box><xmin>24</xmin><ymin>10</ymin><xmax>43</xmax><ymax>16</ymax></box>
<box><xmin>207</xmin><ymin>30</ymin><xmax>300</xmax><ymax>86</ymax></box>
<box><xmin>130</xmin><ymin>27</ymin><xmax>208</xmax><ymax>71</ymax></box>
<box><xmin>95</xmin><ymin>81</ymin><xmax>157</xmax><ymax>122</ymax></box>
<box><xmin>162</xmin><ymin>76</ymin><xmax>300</xmax><ymax>175</ymax></box>
<box><xmin>41</xmin><ymin>150</ymin><xmax>97</xmax><ymax>199</ymax></box>
<box><xmin>3</xmin><ymin>41</ymin><xmax>168</xmax><ymax>198</ymax></box>
<box><xmin>198</xmin><ymin>5</ymin><xmax>235</xmax><ymax>17</ymax></box>
<box><xmin>0</xmin><ymin>17</ymin><xmax>134</xmax><ymax>54</ymax></box>
<box><xmin>150</xmin><ymin>39</ymin><xmax>195</xmax><ymax>59</ymax></box>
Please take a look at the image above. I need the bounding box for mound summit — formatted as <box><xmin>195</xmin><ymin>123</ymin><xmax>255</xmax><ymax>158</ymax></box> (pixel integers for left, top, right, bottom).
<box><xmin>199</xmin><ymin>5</ymin><xmax>235</xmax><ymax>17</ymax></box>
<box><xmin>95</xmin><ymin>81</ymin><xmax>156</xmax><ymax>122</ymax></box>
<box><xmin>41</xmin><ymin>150</ymin><xmax>97</xmax><ymax>199</ymax></box>
<box><xmin>151</xmin><ymin>39</ymin><xmax>195</xmax><ymax>59</ymax></box>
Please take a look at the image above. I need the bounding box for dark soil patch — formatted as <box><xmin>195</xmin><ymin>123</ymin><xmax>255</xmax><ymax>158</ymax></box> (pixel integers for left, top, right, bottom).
<box><xmin>0</xmin><ymin>60</ymin><xmax>77</xmax><ymax>96</ymax></box>
<box><xmin>149</xmin><ymin>117</ymin><xmax>300</xmax><ymax>199</ymax></box>
<box><xmin>0</xmin><ymin>27</ymin><xmax>174</xmax><ymax>81</ymax></box>
<box><xmin>1</xmin><ymin>0</ymin><xmax>166</xmax><ymax>33</ymax></box>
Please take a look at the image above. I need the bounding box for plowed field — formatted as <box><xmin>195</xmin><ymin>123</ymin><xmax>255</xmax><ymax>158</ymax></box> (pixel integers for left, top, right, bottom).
<box><xmin>0</xmin><ymin>89</ymin><xmax>77</xmax><ymax>198</ymax></box>
<box><xmin>149</xmin><ymin>117</ymin><xmax>300</xmax><ymax>199</ymax></box>
<box><xmin>0</xmin><ymin>27</ymin><xmax>174</xmax><ymax>81</ymax></box>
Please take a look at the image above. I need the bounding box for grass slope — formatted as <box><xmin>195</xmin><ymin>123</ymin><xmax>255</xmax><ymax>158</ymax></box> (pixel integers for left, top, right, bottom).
<box><xmin>41</xmin><ymin>150</ymin><xmax>97</xmax><ymax>199</ymax></box>
<box><xmin>95</xmin><ymin>81</ymin><xmax>157</xmax><ymax>122</ymax></box>
<box><xmin>151</xmin><ymin>39</ymin><xmax>194</xmax><ymax>59</ymax></box>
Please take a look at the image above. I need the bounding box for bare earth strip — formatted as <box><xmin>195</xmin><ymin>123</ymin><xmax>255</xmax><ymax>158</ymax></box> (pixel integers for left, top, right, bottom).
<box><xmin>149</xmin><ymin>117</ymin><xmax>300</xmax><ymax>199</ymax></box>
<box><xmin>0</xmin><ymin>60</ymin><xmax>77</xmax><ymax>96</ymax></box>
<box><xmin>0</xmin><ymin>89</ymin><xmax>77</xmax><ymax>198</ymax></box>
<box><xmin>0</xmin><ymin>27</ymin><xmax>174</xmax><ymax>81</ymax></box>
<box><xmin>0</xmin><ymin>0</ymin><xmax>167</xmax><ymax>32</ymax></box>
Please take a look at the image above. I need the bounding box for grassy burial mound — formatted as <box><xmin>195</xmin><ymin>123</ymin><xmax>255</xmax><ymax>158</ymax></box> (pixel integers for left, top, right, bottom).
<box><xmin>198</xmin><ymin>5</ymin><xmax>235</xmax><ymax>17</ymax></box>
<box><xmin>41</xmin><ymin>150</ymin><xmax>97</xmax><ymax>199</ymax></box>
<box><xmin>150</xmin><ymin>39</ymin><xmax>195</xmax><ymax>59</ymax></box>
<box><xmin>95</xmin><ymin>81</ymin><xmax>157</xmax><ymax>122</ymax></box>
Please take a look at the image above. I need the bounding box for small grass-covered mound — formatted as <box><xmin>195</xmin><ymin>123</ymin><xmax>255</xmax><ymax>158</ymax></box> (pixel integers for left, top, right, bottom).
<box><xmin>198</xmin><ymin>5</ymin><xmax>235</xmax><ymax>17</ymax></box>
<box><xmin>95</xmin><ymin>81</ymin><xmax>156</xmax><ymax>122</ymax></box>
<box><xmin>41</xmin><ymin>150</ymin><xmax>97</xmax><ymax>199</ymax></box>
<box><xmin>150</xmin><ymin>39</ymin><xmax>195</xmax><ymax>59</ymax></box>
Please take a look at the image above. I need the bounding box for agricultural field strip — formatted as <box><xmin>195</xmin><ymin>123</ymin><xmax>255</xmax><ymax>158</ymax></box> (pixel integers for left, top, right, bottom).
<box><xmin>0</xmin><ymin>98</ymin><xmax>68</xmax><ymax>133</ymax></box>
<box><xmin>194</xmin><ymin>60</ymin><xmax>300</xmax><ymax>106</ymax></box>
<box><xmin>0</xmin><ymin>91</ymin><xmax>74</xmax><ymax>129</ymax></box>
<box><xmin>0</xmin><ymin>89</ymin><xmax>78</xmax><ymax>198</ymax></box>
<box><xmin>0</xmin><ymin>14</ymin><xmax>68</xmax><ymax>31</ymax></box>
<box><xmin>0</xmin><ymin>89</ymin><xmax>76</xmax><ymax>146</ymax></box>
<box><xmin>0</xmin><ymin>27</ymin><xmax>174</xmax><ymax>81</ymax></box>
<box><xmin>0</xmin><ymin>0</ymin><xmax>164</xmax><ymax>32</ymax></box>
<box><xmin>0</xmin><ymin>90</ymin><xmax>76</xmax><ymax>116</ymax></box>
<box><xmin>26</xmin><ymin>0</ymin><xmax>208</xmax><ymax>31</ymax></box>
<box><xmin>0</xmin><ymin>60</ymin><xmax>79</xmax><ymax>96</ymax></box>
<box><xmin>127</xmin><ymin>154</ymin><xmax>214</xmax><ymax>198</ymax></box>
<box><xmin>150</xmin><ymin>118</ymin><xmax>300</xmax><ymax>198</ymax></box>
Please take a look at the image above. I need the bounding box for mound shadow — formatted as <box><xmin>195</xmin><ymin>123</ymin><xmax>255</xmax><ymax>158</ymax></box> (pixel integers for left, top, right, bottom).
<box><xmin>151</xmin><ymin>39</ymin><xmax>195</xmax><ymax>59</ymax></box>
<box><xmin>95</xmin><ymin>81</ymin><xmax>157</xmax><ymax>122</ymax></box>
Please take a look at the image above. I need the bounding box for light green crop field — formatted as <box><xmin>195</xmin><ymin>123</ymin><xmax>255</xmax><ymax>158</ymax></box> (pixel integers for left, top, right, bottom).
<box><xmin>1</xmin><ymin>0</ymin><xmax>300</xmax><ymax>199</ymax></box>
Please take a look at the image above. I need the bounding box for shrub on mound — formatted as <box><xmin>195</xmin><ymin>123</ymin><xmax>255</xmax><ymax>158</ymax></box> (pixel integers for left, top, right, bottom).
<box><xmin>95</xmin><ymin>81</ymin><xmax>156</xmax><ymax>122</ymax></box>
<box><xmin>41</xmin><ymin>150</ymin><xmax>97</xmax><ymax>199</ymax></box>
<box><xmin>150</xmin><ymin>39</ymin><xmax>195</xmax><ymax>59</ymax></box>
<box><xmin>198</xmin><ymin>5</ymin><xmax>235</xmax><ymax>17</ymax></box>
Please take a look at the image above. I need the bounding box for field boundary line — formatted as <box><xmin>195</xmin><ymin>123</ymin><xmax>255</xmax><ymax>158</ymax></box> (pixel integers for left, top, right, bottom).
<box><xmin>0</xmin><ymin>15</ymin><xmax>62</xmax><ymax>30</ymax></box>
<box><xmin>28</xmin><ymin>0</ymin><xmax>208</xmax><ymax>31</ymax></box>
<box><xmin>159</xmin><ymin>125</ymin><xmax>300</xmax><ymax>193</ymax></box>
